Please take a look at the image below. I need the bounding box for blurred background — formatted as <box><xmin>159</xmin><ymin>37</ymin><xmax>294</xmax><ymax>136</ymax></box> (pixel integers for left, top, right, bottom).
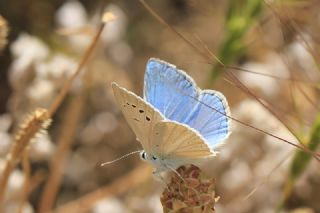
<box><xmin>0</xmin><ymin>0</ymin><xmax>319</xmax><ymax>212</ymax></box>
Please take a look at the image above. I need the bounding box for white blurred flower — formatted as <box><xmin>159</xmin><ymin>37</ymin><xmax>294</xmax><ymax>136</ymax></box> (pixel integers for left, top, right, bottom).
<box><xmin>55</xmin><ymin>2</ymin><xmax>132</xmax><ymax>64</ymax></box>
<box><xmin>6</xmin><ymin>170</ymin><xmax>24</xmax><ymax>201</ymax></box>
<box><xmin>93</xmin><ymin>198</ymin><xmax>129</xmax><ymax>213</ymax></box>
<box><xmin>221</xmin><ymin>160</ymin><xmax>252</xmax><ymax>191</ymax></box>
<box><xmin>264</xmin><ymin>127</ymin><xmax>297</xmax><ymax>152</ymax></box>
<box><xmin>289</xmin><ymin>208</ymin><xmax>315</xmax><ymax>213</ymax></box>
<box><xmin>257</xmin><ymin>208</ymin><xmax>275</xmax><ymax>213</ymax></box>
<box><xmin>80</xmin><ymin>112</ymin><xmax>118</xmax><ymax>145</ymax></box>
<box><xmin>240</xmin><ymin>62</ymin><xmax>278</xmax><ymax>97</ymax></box>
<box><xmin>253</xmin><ymin>147</ymin><xmax>291</xmax><ymax>182</ymax></box>
<box><xmin>147</xmin><ymin>194</ymin><xmax>163</xmax><ymax>213</ymax></box>
<box><xmin>0</xmin><ymin>114</ymin><xmax>12</xmax><ymax>157</ymax></box>
<box><xmin>0</xmin><ymin>159</ymin><xmax>6</xmax><ymax>173</ymax></box>
<box><xmin>94</xmin><ymin>112</ymin><xmax>117</xmax><ymax>134</ymax></box>
<box><xmin>55</xmin><ymin>0</ymin><xmax>87</xmax><ymax>28</ymax></box>
<box><xmin>35</xmin><ymin>54</ymin><xmax>77</xmax><ymax>79</ymax></box>
<box><xmin>286</xmin><ymin>38</ymin><xmax>318</xmax><ymax>80</ymax></box>
<box><xmin>29</xmin><ymin>133</ymin><xmax>55</xmax><ymax>161</ymax></box>
<box><xmin>27</xmin><ymin>78</ymin><xmax>55</xmax><ymax>106</ymax></box>
<box><xmin>101</xmin><ymin>4</ymin><xmax>132</xmax><ymax>66</ymax></box>
<box><xmin>9</xmin><ymin>34</ymin><xmax>49</xmax><ymax>85</ymax></box>
<box><xmin>109</xmin><ymin>41</ymin><xmax>133</xmax><ymax>66</ymax></box>
<box><xmin>0</xmin><ymin>114</ymin><xmax>12</xmax><ymax>132</ymax></box>
<box><xmin>90</xmin><ymin>4</ymin><xmax>131</xmax><ymax>66</ymax></box>
<box><xmin>64</xmin><ymin>152</ymin><xmax>92</xmax><ymax>184</ymax></box>
<box><xmin>100</xmin><ymin>4</ymin><xmax>127</xmax><ymax>45</ymax></box>
<box><xmin>55</xmin><ymin>0</ymin><xmax>90</xmax><ymax>49</ymax></box>
<box><xmin>129</xmin><ymin>193</ymin><xmax>162</xmax><ymax>213</ymax></box>
<box><xmin>233</xmin><ymin>99</ymin><xmax>281</xmax><ymax>131</ymax></box>
<box><xmin>4</xmin><ymin>202</ymin><xmax>34</xmax><ymax>213</ymax></box>
<box><xmin>240</xmin><ymin>53</ymin><xmax>288</xmax><ymax>98</ymax></box>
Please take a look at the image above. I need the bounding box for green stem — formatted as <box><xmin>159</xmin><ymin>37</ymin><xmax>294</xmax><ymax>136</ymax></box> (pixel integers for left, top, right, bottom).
<box><xmin>280</xmin><ymin>113</ymin><xmax>320</xmax><ymax>208</ymax></box>
<box><xmin>209</xmin><ymin>0</ymin><xmax>263</xmax><ymax>84</ymax></box>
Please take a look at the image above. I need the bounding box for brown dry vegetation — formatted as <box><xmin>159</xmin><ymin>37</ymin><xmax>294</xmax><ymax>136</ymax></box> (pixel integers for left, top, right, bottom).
<box><xmin>0</xmin><ymin>0</ymin><xmax>319</xmax><ymax>212</ymax></box>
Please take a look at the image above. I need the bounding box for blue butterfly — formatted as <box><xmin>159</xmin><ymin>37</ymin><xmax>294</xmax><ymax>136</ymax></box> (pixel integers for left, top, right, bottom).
<box><xmin>112</xmin><ymin>58</ymin><xmax>230</xmax><ymax>173</ymax></box>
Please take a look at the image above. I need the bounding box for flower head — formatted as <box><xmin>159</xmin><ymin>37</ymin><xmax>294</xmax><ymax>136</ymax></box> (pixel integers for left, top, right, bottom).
<box><xmin>161</xmin><ymin>165</ymin><xmax>217</xmax><ymax>213</ymax></box>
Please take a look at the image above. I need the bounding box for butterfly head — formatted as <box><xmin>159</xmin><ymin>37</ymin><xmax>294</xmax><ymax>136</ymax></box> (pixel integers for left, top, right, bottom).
<box><xmin>139</xmin><ymin>150</ymin><xmax>157</xmax><ymax>161</ymax></box>
<box><xmin>139</xmin><ymin>150</ymin><xmax>165</xmax><ymax>170</ymax></box>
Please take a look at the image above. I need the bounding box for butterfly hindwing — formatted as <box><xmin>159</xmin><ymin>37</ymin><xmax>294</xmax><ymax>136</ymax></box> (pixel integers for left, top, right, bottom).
<box><xmin>112</xmin><ymin>82</ymin><xmax>164</xmax><ymax>152</ymax></box>
<box><xmin>151</xmin><ymin>121</ymin><xmax>214</xmax><ymax>164</ymax></box>
<box><xmin>144</xmin><ymin>58</ymin><xmax>230</xmax><ymax>148</ymax></box>
<box><xmin>183</xmin><ymin>91</ymin><xmax>230</xmax><ymax>148</ymax></box>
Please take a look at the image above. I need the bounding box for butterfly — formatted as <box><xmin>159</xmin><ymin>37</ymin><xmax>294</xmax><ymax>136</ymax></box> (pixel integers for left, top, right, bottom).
<box><xmin>112</xmin><ymin>58</ymin><xmax>231</xmax><ymax>173</ymax></box>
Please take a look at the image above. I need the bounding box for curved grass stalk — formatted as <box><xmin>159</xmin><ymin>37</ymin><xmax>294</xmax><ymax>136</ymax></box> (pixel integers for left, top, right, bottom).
<box><xmin>138</xmin><ymin>0</ymin><xmax>320</xmax><ymax>161</ymax></box>
<box><xmin>279</xmin><ymin>113</ymin><xmax>320</xmax><ymax>209</ymax></box>
<box><xmin>38</xmin><ymin>13</ymin><xmax>110</xmax><ymax>212</ymax></box>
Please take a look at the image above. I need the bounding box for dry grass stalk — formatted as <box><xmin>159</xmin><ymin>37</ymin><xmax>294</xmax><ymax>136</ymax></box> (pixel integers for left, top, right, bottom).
<box><xmin>0</xmin><ymin>108</ymin><xmax>50</xmax><ymax>208</ymax></box>
<box><xmin>17</xmin><ymin>149</ymin><xmax>31</xmax><ymax>213</ymax></box>
<box><xmin>0</xmin><ymin>15</ymin><xmax>8</xmax><ymax>51</ymax></box>
<box><xmin>47</xmin><ymin>16</ymin><xmax>107</xmax><ymax>117</ymax></box>
<box><xmin>51</xmin><ymin>165</ymin><xmax>151</xmax><ymax>213</ymax></box>
<box><xmin>56</xmin><ymin>26</ymin><xmax>95</xmax><ymax>37</ymax></box>
<box><xmin>38</xmin><ymin>93</ymin><xmax>85</xmax><ymax>212</ymax></box>
<box><xmin>37</xmin><ymin>12</ymin><xmax>113</xmax><ymax>212</ymax></box>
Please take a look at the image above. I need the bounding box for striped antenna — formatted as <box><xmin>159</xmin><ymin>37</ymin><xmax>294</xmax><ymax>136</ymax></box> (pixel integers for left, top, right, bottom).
<box><xmin>100</xmin><ymin>150</ymin><xmax>142</xmax><ymax>166</ymax></box>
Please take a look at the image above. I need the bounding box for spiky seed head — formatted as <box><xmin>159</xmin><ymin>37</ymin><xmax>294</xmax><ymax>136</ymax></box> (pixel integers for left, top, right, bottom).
<box><xmin>161</xmin><ymin>164</ymin><xmax>217</xmax><ymax>213</ymax></box>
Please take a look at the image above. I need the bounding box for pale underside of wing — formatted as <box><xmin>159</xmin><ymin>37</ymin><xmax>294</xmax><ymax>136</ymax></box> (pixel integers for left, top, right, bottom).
<box><xmin>112</xmin><ymin>82</ymin><xmax>164</xmax><ymax>152</ymax></box>
<box><xmin>151</xmin><ymin>121</ymin><xmax>215</xmax><ymax>165</ymax></box>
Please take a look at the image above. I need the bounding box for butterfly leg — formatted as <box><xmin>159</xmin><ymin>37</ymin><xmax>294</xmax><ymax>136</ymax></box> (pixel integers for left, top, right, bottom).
<box><xmin>152</xmin><ymin>170</ymin><xmax>164</xmax><ymax>181</ymax></box>
<box><xmin>164</xmin><ymin>163</ymin><xmax>185</xmax><ymax>183</ymax></box>
<box><xmin>152</xmin><ymin>170</ymin><xmax>170</xmax><ymax>189</ymax></box>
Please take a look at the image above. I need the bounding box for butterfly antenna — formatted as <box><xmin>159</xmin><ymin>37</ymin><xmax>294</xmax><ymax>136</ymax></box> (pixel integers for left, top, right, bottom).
<box><xmin>100</xmin><ymin>150</ymin><xmax>142</xmax><ymax>166</ymax></box>
<box><xmin>153</xmin><ymin>171</ymin><xmax>170</xmax><ymax>190</ymax></box>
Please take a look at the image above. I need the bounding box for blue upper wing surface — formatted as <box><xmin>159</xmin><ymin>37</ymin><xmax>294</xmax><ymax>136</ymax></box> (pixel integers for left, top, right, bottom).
<box><xmin>144</xmin><ymin>59</ymin><xmax>198</xmax><ymax>123</ymax></box>
<box><xmin>144</xmin><ymin>58</ymin><xmax>230</xmax><ymax>148</ymax></box>
<box><xmin>183</xmin><ymin>91</ymin><xmax>230</xmax><ymax>147</ymax></box>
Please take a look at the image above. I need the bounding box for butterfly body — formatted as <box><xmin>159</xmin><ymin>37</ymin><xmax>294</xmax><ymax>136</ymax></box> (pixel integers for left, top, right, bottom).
<box><xmin>112</xmin><ymin>58</ymin><xmax>230</xmax><ymax>173</ymax></box>
<box><xmin>139</xmin><ymin>151</ymin><xmax>169</xmax><ymax>173</ymax></box>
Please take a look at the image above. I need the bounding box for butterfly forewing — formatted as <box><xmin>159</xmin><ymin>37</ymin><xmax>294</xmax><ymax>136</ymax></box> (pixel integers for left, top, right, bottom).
<box><xmin>152</xmin><ymin>121</ymin><xmax>213</xmax><ymax>161</ymax></box>
<box><xmin>112</xmin><ymin>82</ymin><xmax>164</xmax><ymax>152</ymax></box>
<box><xmin>144</xmin><ymin>58</ymin><xmax>198</xmax><ymax>123</ymax></box>
<box><xmin>144</xmin><ymin>58</ymin><xmax>231</xmax><ymax>149</ymax></box>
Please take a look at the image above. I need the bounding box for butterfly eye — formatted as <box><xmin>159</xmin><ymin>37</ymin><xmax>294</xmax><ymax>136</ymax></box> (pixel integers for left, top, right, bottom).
<box><xmin>140</xmin><ymin>151</ymin><xmax>147</xmax><ymax>160</ymax></box>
